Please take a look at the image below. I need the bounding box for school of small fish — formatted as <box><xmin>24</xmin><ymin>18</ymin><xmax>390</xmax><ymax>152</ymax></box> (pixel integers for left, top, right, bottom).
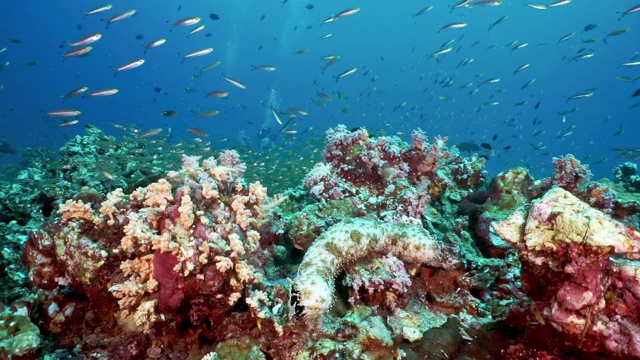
<box><xmin>2</xmin><ymin>1</ymin><xmax>640</xmax><ymax>179</ymax></box>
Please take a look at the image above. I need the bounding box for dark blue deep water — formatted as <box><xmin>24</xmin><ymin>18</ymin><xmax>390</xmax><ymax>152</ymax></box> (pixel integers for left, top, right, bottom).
<box><xmin>1</xmin><ymin>0</ymin><xmax>639</xmax><ymax>180</ymax></box>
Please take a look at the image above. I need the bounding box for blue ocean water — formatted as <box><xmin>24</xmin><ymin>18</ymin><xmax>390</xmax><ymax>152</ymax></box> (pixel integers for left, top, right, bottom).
<box><xmin>0</xmin><ymin>0</ymin><xmax>638</xmax><ymax>180</ymax></box>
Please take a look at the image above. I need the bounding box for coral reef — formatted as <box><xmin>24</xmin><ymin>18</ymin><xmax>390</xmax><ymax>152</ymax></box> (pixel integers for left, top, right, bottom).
<box><xmin>6</xmin><ymin>124</ymin><xmax>640</xmax><ymax>359</ymax></box>
<box><xmin>614</xmin><ymin>162</ymin><xmax>640</xmax><ymax>193</ymax></box>
<box><xmin>493</xmin><ymin>187</ymin><xmax>640</xmax><ymax>359</ymax></box>
<box><xmin>0</xmin><ymin>305</ymin><xmax>40</xmax><ymax>358</ymax></box>
<box><xmin>301</xmin><ymin>124</ymin><xmax>486</xmax><ymax>224</ymax></box>
<box><xmin>22</xmin><ymin>151</ymin><xmax>288</xmax><ymax>357</ymax></box>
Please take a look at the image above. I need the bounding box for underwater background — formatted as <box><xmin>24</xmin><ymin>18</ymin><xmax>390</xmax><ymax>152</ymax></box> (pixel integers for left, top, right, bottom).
<box><xmin>1</xmin><ymin>0</ymin><xmax>639</xmax><ymax>179</ymax></box>
<box><xmin>2</xmin><ymin>1</ymin><xmax>640</xmax><ymax>359</ymax></box>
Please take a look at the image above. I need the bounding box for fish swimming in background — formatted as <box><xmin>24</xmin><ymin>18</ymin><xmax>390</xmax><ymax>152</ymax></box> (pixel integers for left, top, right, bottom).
<box><xmin>335</xmin><ymin>67</ymin><xmax>357</xmax><ymax>81</ymax></box>
<box><xmin>173</xmin><ymin>17</ymin><xmax>200</xmax><ymax>27</ymax></box>
<box><xmin>252</xmin><ymin>65</ymin><xmax>277</xmax><ymax>71</ymax></box>
<box><xmin>195</xmin><ymin>110</ymin><xmax>220</xmax><ymax>118</ymax></box>
<box><xmin>162</xmin><ymin>110</ymin><xmax>179</xmax><ymax>117</ymax></box>
<box><xmin>440</xmin><ymin>22</ymin><xmax>468</xmax><ymax>31</ymax></box>
<box><xmin>488</xmin><ymin>16</ymin><xmax>507</xmax><ymax>32</ymax></box>
<box><xmin>115</xmin><ymin>59</ymin><xmax>145</xmax><ymax>72</ymax></box>
<box><xmin>186</xmin><ymin>128</ymin><xmax>208</xmax><ymax>137</ymax></box>
<box><xmin>89</xmin><ymin>88</ymin><xmax>118</xmax><ymax>96</ymax></box>
<box><xmin>223</xmin><ymin>76</ymin><xmax>247</xmax><ymax>89</ymax></box>
<box><xmin>0</xmin><ymin>141</ymin><xmax>16</xmax><ymax>154</ymax></box>
<box><xmin>63</xmin><ymin>46</ymin><xmax>92</xmax><ymax>57</ymax></box>
<box><xmin>183</xmin><ymin>48</ymin><xmax>214</xmax><ymax>59</ymax></box>
<box><xmin>526</xmin><ymin>3</ymin><xmax>548</xmax><ymax>10</ymax></box>
<box><xmin>619</xmin><ymin>4</ymin><xmax>640</xmax><ymax>19</ymax></box>
<box><xmin>206</xmin><ymin>91</ymin><xmax>229</xmax><ymax>98</ymax></box>
<box><xmin>456</xmin><ymin>141</ymin><xmax>480</xmax><ymax>153</ymax></box>
<box><xmin>63</xmin><ymin>86</ymin><xmax>89</xmax><ymax>98</ymax></box>
<box><xmin>137</xmin><ymin>128</ymin><xmax>163</xmax><ymax>138</ymax></box>
<box><xmin>145</xmin><ymin>39</ymin><xmax>166</xmax><ymax>52</ymax></box>
<box><xmin>332</xmin><ymin>7</ymin><xmax>361</xmax><ymax>21</ymax></box>
<box><xmin>58</xmin><ymin>119</ymin><xmax>79</xmax><ymax>127</ymax></box>
<box><xmin>47</xmin><ymin>110</ymin><xmax>81</xmax><ymax>117</ymax></box>
<box><xmin>83</xmin><ymin>4</ymin><xmax>113</xmax><ymax>16</ymax></box>
<box><xmin>604</xmin><ymin>28</ymin><xmax>630</xmax><ymax>44</ymax></box>
<box><xmin>69</xmin><ymin>34</ymin><xmax>102</xmax><ymax>47</ymax></box>
<box><xmin>548</xmin><ymin>0</ymin><xmax>572</xmax><ymax>6</ymax></box>
<box><xmin>107</xmin><ymin>9</ymin><xmax>136</xmax><ymax>27</ymax></box>
<box><xmin>474</xmin><ymin>1</ymin><xmax>503</xmax><ymax>6</ymax></box>
<box><xmin>187</xmin><ymin>25</ymin><xmax>205</xmax><ymax>37</ymax></box>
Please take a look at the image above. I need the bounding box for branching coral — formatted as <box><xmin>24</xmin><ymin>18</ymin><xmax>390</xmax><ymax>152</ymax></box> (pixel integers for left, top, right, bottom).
<box><xmin>24</xmin><ymin>150</ymin><xmax>278</xmax><ymax>341</ymax></box>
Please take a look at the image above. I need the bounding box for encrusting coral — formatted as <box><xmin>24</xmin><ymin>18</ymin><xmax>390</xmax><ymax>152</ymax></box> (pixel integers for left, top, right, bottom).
<box><xmin>493</xmin><ymin>187</ymin><xmax>640</xmax><ymax>358</ymax></box>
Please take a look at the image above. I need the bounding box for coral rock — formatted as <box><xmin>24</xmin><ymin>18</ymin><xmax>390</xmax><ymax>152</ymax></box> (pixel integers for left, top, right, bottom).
<box><xmin>492</xmin><ymin>187</ymin><xmax>640</xmax><ymax>358</ymax></box>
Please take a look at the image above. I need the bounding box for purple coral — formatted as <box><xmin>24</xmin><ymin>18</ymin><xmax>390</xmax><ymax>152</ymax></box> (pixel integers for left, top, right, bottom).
<box><xmin>302</xmin><ymin>125</ymin><xmax>485</xmax><ymax>223</ymax></box>
<box><xmin>551</xmin><ymin>154</ymin><xmax>592</xmax><ymax>192</ymax></box>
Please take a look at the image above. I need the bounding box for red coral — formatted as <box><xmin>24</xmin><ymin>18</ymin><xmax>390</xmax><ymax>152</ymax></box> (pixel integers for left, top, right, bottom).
<box><xmin>303</xmin><ymin>125</ymin><xmax>485</xmax><ymax>222</ymax></box>
<box><xmin>153</xmin><ymin>252</ymin><xmax>184</xmax><ymax>312</ymax></box>
<box><xmin>582</xmin><ymin>182</ymin><xmax>616</xmax><ymax>213</ymax></box>
<box><xmin>551</xmin><ymin>154</ymin><xmax>592</xmax><ymax>192</ymax></box>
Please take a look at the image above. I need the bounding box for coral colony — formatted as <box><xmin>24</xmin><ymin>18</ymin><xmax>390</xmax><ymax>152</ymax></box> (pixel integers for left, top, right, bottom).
<box><xmin>2</xmin><ymin>125</ymin><xmax>640</xmax><ymax>359</ymax></box>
